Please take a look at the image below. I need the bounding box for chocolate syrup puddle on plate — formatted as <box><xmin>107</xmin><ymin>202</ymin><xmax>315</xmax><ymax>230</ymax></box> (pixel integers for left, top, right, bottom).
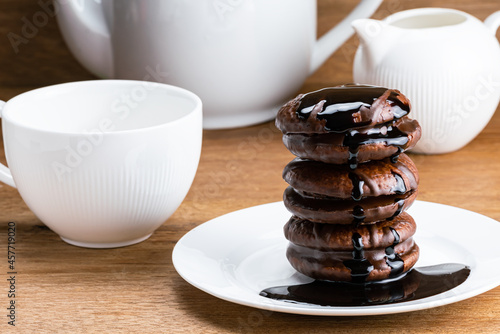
<box><xmin>260</xmin><ymin>263</ymin><xmax>470</xmax><ymax>307</ymax></box>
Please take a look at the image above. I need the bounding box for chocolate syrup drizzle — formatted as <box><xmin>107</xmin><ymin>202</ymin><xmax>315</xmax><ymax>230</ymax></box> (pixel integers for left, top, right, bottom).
<box><xmin>390</xmin><ymin>199</ymin><xmax>405</xmax><ymax>220</ymax></box>
<box><xmin>342</xmin><ymin>227</ymin><xmax>403</xmax><ymax>284</ymax></box>
<box><xmin>296</xmin><ymin>86</ymin><xmax>388</xmax><ymax>128</ymax></box>
<box><xmin>342</xmin><ymin>233</ymin><xmax>374</xmax><ymax>283</ymax></box>
<box><xmin>391</xmin><ymin>172</ymin><xmax>407</xmax><ymax>194</ymax></box>
<box><xmin>352</xmin><ymin>206</ymin><xmax>366</xmax><ymax>224</ymax></box>
<box><xmin>386</xmin><ymin>228</ymin><xmax>404</xmax><ymax>277</ymax></box>
<box><xmin>349</xmin><ymin>172</ymin><xmax>365</xmax><ymax>224</ymax></box>
<box><xmin>347</xmin><ymin>171</ymin><xmax>407</xmax><ymax>225</ymax></box>
<box><xmin>296</xmin><ymin>86</ymin><xmax>410</xmax><ymax>132</ymax></box>
<box><xmin>344</xmin><ymin>125</ymin><xmax>409</xmax><ymax>169</ymax></box>
<box><xmin>387</xmin><ymin>173</ymin><xmax>406</xmax><ymax>220</ymax></box>
<box><xmin>296</xmin><ymin>86</ymin><xmax>411</xmax><ymax>169</ymax></box>
<box><xmin>344</xmin><ymin>170</ymin><xmax>406</xmax><ymax>280</ymax></box>
<box><xmin>348</xmin><ymin>172</ymin><xmax>364</xmax><ymax>201</ymax></box>
<box><xmin>391</xmin><ymin>147</ymin><xmax>403</xmax><ymax>163</ymax></box>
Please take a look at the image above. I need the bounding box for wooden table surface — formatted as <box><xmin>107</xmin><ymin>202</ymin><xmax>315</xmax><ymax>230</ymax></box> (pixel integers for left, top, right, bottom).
<box><xmin>1</xmin><ymin>0</ymin><xmax>500</xmax><ymax>332</ymax></box>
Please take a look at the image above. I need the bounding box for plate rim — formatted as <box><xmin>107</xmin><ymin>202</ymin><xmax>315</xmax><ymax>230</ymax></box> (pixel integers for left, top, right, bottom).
<box><xmin>172</xmin><ymin>200</ymin><xmax>500</xmax><ymax>316</ymax></box>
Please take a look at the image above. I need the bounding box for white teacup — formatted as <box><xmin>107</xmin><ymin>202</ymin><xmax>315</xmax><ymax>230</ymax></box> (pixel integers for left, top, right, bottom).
<box><xmin>0</xmin><ymin>80</ymin><xmax>202</xmax><ymax>248</ymax></box>
<box><xmin>55</xmin><ymin>0</ymin><xmax>382</xmax><ymax>129</ymax></box>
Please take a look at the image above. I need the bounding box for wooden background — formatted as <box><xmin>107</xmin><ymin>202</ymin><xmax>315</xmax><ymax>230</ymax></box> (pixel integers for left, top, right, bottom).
<box><xmin>1</xmin><ymin>0</ymin><xmax>500</xmax><ymax>333</ymax></box>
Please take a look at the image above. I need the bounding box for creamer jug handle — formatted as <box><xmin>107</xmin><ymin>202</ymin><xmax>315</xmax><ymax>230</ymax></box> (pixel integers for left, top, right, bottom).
<box><xmin>484</xmin><ymin>11</ymin><xmax>500</xmax><ymax>35</ymax></box>
<box><xmin>310</xmin><ymin>0</ymin><xmax>383</xmax><ymax>73</ymax></box>
<box><xmin>0</xmin><ymin>101</ymin><xmax>16</xmax><ymax>188</ymax></box>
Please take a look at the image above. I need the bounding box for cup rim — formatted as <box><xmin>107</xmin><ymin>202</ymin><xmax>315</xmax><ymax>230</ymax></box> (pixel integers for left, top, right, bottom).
<box><xmin>1</xmin><ymin>79</ymin><xmax>202</xmax><ymax>135</ymax></box>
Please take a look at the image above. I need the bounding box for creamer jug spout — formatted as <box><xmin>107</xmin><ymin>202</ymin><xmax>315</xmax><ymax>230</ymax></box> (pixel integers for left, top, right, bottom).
<box><xmin>352</xmin><ymin>18</ymin><xmax>403</xmax><ymax>70</ymax></box>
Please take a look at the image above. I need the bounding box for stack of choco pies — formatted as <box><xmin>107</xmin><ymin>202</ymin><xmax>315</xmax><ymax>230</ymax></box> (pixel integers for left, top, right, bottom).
<box><xmin>275</xmin><ymin>84</ymin><xmax>422</xmax><ymax>283</ymax></box>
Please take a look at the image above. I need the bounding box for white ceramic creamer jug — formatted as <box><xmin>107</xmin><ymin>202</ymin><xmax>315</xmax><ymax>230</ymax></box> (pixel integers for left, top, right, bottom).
<box><xmin>352</xmin><ymin>8</ymin><xmax>500</xmax><ymax>154</ymax></box>
<box><xmin>55</xmin><ymin>0</ymin><xmax>383</xmax><ymax>129</ymax></box>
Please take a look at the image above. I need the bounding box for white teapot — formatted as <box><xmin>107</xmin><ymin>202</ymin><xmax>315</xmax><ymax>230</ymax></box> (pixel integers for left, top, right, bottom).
<box><xmin>55</xmin><ymin>0</ymin><xmax>382</xmax><ymax>129</ymax></box>
<box><xmin>352</xmin><ymin>8</ymin><xmax>500</xmax><ymax>154</ymax></box>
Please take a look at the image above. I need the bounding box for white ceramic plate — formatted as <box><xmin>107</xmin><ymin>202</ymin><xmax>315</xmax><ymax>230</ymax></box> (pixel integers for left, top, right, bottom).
<box><xmin>172</xmin><ymin>201</ymin><xmax>500</xmax><ymax>316</ymax></box>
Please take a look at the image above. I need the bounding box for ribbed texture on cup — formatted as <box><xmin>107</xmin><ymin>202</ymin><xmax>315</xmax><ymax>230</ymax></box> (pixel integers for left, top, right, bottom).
<box><xmin>15</xmin><ymin>161</ymin><xmax>189</xmax><ymax>244</ymax></box>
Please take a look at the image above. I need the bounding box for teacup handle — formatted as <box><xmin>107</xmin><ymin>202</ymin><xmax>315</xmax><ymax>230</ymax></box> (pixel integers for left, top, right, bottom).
<box><xmin>309</xmin><ymin>0</ymin><xmax>383</xmax><ymax>73</ymax></box>
<box><xmin>0</xmin><ymin>100</ymin><xmax>16</xmax><ymax>188</ymax></box>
